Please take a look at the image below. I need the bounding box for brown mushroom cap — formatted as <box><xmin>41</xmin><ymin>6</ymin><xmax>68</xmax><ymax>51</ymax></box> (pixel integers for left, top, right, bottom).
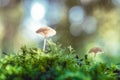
<box><xmin>89</xmin><ymin>47</ymin><xmax>103</xmax><ymax>54</ymax></box>
<box><xmin>36</xmin><ymin>27</ymin><xmax>56</xmax><ymax>38</ymax></box>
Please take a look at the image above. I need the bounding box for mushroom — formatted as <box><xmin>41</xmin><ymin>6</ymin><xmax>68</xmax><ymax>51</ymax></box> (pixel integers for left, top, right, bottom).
<box><xmin>88</xmin><ymin>47</ymin><xmax>103</xmax><ymax>57</ymax></box>
<box><xmin>36</xmin><ymin>26</ymin><xmax>56</xmax><ymax>51</ymax></box>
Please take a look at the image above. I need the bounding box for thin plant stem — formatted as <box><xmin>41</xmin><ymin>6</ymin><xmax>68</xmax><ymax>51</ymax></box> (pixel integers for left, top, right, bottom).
<box><xmin>43</xmin><ymin>38</ymin><xmax>47</xmax><ymax>51</ymax></box>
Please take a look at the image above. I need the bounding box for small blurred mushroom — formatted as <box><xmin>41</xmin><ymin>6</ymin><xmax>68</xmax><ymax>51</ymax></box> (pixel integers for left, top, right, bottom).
<box><xmin>36</xmin><ymin>26</ymin><xmax>56</xmax><ymax>51</ymax></box>
<box><xmin>88</xmin><ymin>47</ymin><xmax>103</xmax><ymax>57</ymax></box>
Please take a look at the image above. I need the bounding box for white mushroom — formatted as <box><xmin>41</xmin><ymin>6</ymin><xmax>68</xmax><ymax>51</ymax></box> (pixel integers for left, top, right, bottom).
<box><xmin>88</xmin><ymin>47</ymin><xmax>103</xmax><ymax>57</ymax></box>
<box><xmin>36</xmin><ymin>26</ymin><xmax>56</xmax><ymax>51</ymax></box>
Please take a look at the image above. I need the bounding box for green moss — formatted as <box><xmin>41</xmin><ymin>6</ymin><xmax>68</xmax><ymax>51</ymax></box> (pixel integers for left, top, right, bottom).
<box><xmin>0</xmin><ymin>41</ymin><xmax>119</xmax><ymax>80</ymax></box>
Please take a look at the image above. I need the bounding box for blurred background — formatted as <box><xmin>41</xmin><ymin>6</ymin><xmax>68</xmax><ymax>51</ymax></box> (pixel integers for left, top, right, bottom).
<box><xmin>0</xmin><ymin>0</ymin><xmax>120</xmax><ymax>58</ymax></box>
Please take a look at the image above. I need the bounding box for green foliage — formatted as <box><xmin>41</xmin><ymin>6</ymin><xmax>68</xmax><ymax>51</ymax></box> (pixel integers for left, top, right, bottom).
<box><xmin>0</xmin><ymin>41</ymin><xmax>120</xmax><ymax>80</ymax></box>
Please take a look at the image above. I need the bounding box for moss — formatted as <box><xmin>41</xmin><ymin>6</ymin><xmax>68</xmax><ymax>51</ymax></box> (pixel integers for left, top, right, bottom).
<box><xmin>0</xmin><ymin>41</ymin><xmax>119</xmax><ymax>80</ymax></box>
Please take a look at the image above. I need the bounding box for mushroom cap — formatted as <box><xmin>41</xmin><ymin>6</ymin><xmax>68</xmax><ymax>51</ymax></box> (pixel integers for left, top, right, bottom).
<box><xmin>36</xmin><ymin>27</ymin><xmax>56</xmax><ymax>38</ymax></box>
<box><xmin>88</xmin><ymin>47</ymin><xmax>103</xmax><ymax>54</ymax></box>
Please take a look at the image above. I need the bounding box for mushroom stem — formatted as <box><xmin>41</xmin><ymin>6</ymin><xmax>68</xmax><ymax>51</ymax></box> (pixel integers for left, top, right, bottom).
<box><xmin>94</xmin><ymin>53</ymin><xmax>96</xmax><ymax>57</ymax></box>
<box><xmin>43</xmin><ymin>37</ymin><xmax>47</xmax><ymax>51</ymax></box>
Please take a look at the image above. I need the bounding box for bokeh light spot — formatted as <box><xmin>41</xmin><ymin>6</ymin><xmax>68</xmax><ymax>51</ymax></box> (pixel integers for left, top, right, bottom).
<box><xmin>0</xmin><ymin>0</ymin><xmax>10</xmax><ymax>8</ymax></box>
<box><xmin>69</xmin><ymin>6</ymin><xmax>85</xmax><ymax>23</ymax></box>
<box><xmin>82</xmin><ymin>16</ymin><xmax>97</xmax><ymax>34</ymax></box>
<box><xmin>70</xmin><ymin>23</ymin><xmax>82</xmax><ymax>37</ymax></box>
<box><xmin>112</xmin><ymin>0</ymin><xmax>120</xmax><ymax>7</ymax></box>
<box><xmin>31</xmin><ymin>2</ymin><xmax>46</xmax><ymax>21</ymax></box>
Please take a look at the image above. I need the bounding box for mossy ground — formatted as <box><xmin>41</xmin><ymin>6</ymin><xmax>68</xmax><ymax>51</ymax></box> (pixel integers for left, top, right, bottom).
<box><xmin>0</xmin><ymin>41</ymin><xmax>120</xmax><ymax>80</ymax></box>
